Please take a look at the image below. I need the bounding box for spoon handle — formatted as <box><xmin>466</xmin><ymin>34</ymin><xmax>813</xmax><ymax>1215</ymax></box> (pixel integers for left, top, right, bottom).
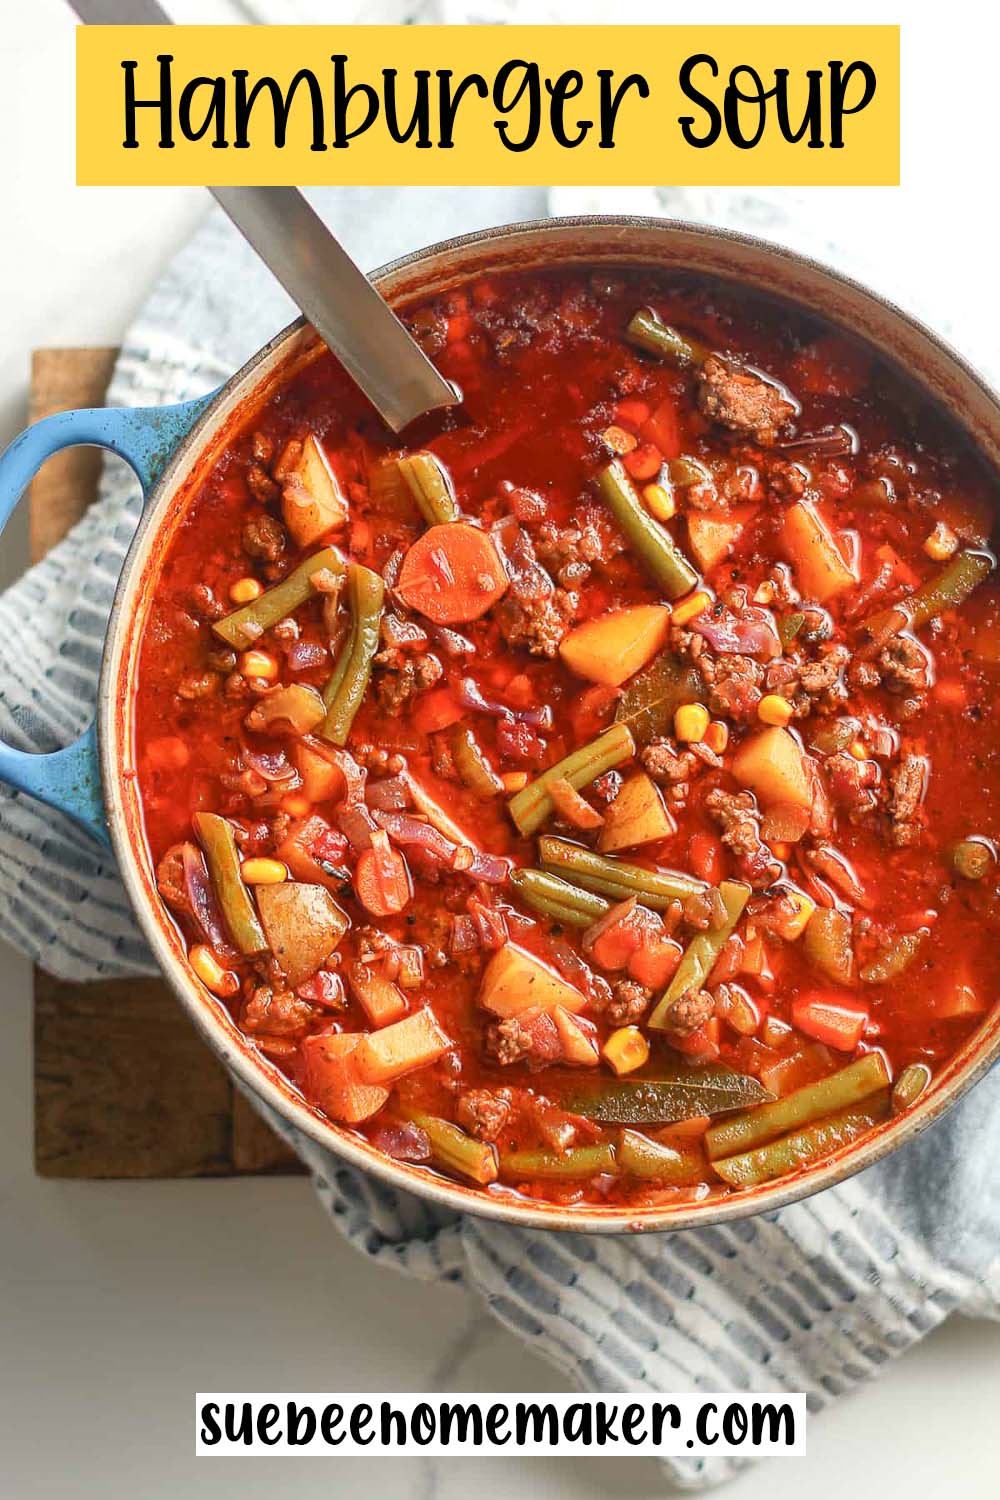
<box><xmin>67</xmin><ymin>0</ymin><xmax>461</xmax><ymax>432</ymax></box>
<box><xmin>211</xmin><ymin>186</ymin><xmax>460</xmax><ymax>433</ymax></box>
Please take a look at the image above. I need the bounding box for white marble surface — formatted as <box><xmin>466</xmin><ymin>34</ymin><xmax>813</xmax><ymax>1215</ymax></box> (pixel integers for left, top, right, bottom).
<box><xmin>1</xmin><ymin>1</ymin><xmax>999</xmax><ymax>1495</ymax></box>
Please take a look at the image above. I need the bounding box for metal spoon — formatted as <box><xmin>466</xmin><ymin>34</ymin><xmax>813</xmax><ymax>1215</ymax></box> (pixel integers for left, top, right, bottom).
<box><xmin>68</xmin><ymin>0</ymin><xmax>462</xmax><ymax>432</ymax></box>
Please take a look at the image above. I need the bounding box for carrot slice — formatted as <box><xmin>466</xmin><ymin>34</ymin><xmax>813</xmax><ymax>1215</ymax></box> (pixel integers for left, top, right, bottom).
<box><xmin>396</xmin><ymin>522</ymin><xmax>509</xmax><ymax>624</ymax></box>
<box><xmin>791</xmin><ymin>993</ymin><xmax>869</xmax><ymax>1051</ymax></box>
<box><xmin>354</xmin><ymin>830</ymin><xmax>412</xmax><ymax>916</ymax></box>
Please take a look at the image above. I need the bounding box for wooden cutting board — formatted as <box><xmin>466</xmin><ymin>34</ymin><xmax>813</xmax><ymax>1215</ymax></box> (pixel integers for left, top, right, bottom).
<box><xmin>30</xmin><ymin>348</ymin><xmax>303</xmax><ymax>1178</ymax></box>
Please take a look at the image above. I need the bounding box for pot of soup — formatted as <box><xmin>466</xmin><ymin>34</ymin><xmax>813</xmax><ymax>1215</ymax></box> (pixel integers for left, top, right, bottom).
<box><xmin>2</xmin><ymin>216</ymin><xmax>999</xmax><ymax>1233</ymax></box>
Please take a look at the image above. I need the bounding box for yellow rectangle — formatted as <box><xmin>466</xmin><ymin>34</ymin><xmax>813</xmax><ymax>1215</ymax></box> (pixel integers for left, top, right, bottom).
<box><xmin>77</xmin><ymin>25</ymin><xmax>899</xmax><ymax>188</ymax></box>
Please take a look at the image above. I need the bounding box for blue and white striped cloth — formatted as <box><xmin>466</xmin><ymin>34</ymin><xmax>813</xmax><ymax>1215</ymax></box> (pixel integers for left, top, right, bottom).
<box><xmin>2</xmin><ymin>182</ymin><xmax>999</xmax><ymax>1489</ymax></box>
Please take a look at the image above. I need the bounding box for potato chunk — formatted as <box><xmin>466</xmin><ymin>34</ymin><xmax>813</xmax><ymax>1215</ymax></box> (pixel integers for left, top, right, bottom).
<box><xmin>256</xmin><ymin>881</ymin><xmax>348</xmax><ymax>989</ymax></box>
<box><xmin>559</xmin><ymin>605</ymin><xmax>672</xmax><ymax>687</ymax></box>
<box><xmin>281</xmin><ymin>434</ymin><xmax>349</xmax><ymax>548</ymax></box>
<box><xmin>687</xmin><ymin>508</ymin><xmax>748</xmax><ymax>572</ymax></box>
<box><xmin>598</xmin><ymin>771</ymin><xmax>676</xmax><ymax>853</ymax></box>
<box><xmin>353</xmin><ymin>1007</ymin><xmax>451</xmax><ymax>1084</ymax></box>
<box><xmin>479</xmin><ymin>943</ymin><xmax>588</xmax><ymax>1018</ymax></box>
<box><xmin>782</xmin><ymin>501</ymin><xmax>857</xmax><ymax>603</ymax></box>
<box><xmin>731</xmin><ymin>726</ymin><xmax>812</xmax><ymax>810</ymax></box>
<box><xmin>552</xmin><ymin>1006</ymin><xmax>600</xmax><ymax>1065</ymax></box>
<box><xmin>301</xmin><ymin>1033</ymin><xmax>388</xmax><ymax>1124</ymax></box>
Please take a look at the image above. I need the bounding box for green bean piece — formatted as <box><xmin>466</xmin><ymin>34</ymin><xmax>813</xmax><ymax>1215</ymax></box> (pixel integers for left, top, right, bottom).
<box><xmin>802</xmin><ymin>907</ymin><xmax>855</xmax><ymax>985</ymax></box>
<box><xmin>403</xmin><ymin>1109</ymin><xmax>498</xmax><ymax>1185</ymax></box>
<box><xmin>704</xmin><ymin>1052</ymin><xmax>890</xmax><ymax>1161</ymax></box>
<box><xmin>711</xmin><ymin>1098</ymin><xmax>890</xmax><ymax>1189</ymax></box>
<box><xmin>625</xmin><ymin>308</ymin><xmax>707</xmax><ymax>368</ymax></box>
<box><xmin>507</xmin><ymin>723</ymin><xmax>635</xmax><ymax>838</ymax></box>
<box><xmin>563</xmin><ymin>1066</ymin><xmax>772</xmax><ymax>1125</ymax></box>
<box><xmin>246</xmin><ymin>683</ymin><xmax>326</xmax><ymax>736</ymax></box>
<box><xmin>778</xmin><ymin>611</ymin><xmax>806</xmax><ymax>648</ymax></box>
<box><xmin>617</xmin><ymin>1130</ymin><xmax>703</xmax><ymax>1182</ymax></box>
<box><xmin>648</xmin><ymin>880</ymin><xmax>750</xmax><ymax>1029</ymax></box>
<box><xmin>538</xmin><ymin>834</ymin><xmax>705</xmax><ymax>910</ymax></box>
<box><xmin>320</xmin><ymin>563</ymin><xmax>384</xmax><ymax>746</ymax></box>
<box><xmin>809</xmin><ymin>716</ymin><xmax>861</xmax><ymax>756</ymax></box>
<box><xmin>509</xmin><ymin>868</ymin><xmax>610</xmax><ymax>928</ymax></box>
<box><xmin>862</xmin><ymin>548</ymin><xmax>995</xmax><ymax>640</ymax></box>
<box><xmin>193</xmin><ymin>811</ymin><xmax>268</xmax><ymax>956</ymax></box>
<box><xmin>213</xmin><ymin>546</ymin><xmax>343</xmax><ymax>650</ymax></box>
<box><xmin>398</xmin><ymin>451</ymin><xmax>459</xmax><ymax>525</ymax></box>
<box><xmin>369</xmin><ymin>456</ymin><xmax>419</xmax><ymax>520</ymax></box>
<box><xmin>891</xmin><ymin>1062</ymin><xmax>932</xmax><ymax>1116</ymax></box>
<box><xmin>500</xmin><ymin>1143</ymin><xmax>617</xmax><ymax>1179</ymax></box>
<box><xmin>321</xmin><ymin>618</ymin><xmax>356</xmax><ymax>709</ymax></box>
<box><xmin>950</xmin><ymin>838</ymin><xmax>996</xmax><ymax>881</ymax></box>
<box><xmin>596</xmin><ymin>461</ymin><xmax>700</xmax><ymax>600</ymax></box>
<box><xmin>859</xmin><ymin>929</ymin><xmax>927</xmax><ymax>986</ymax></box>
<box><xmin>451</xmin><ymin>725</ymin><xmax>504</xmax><ymax>799</ymax></box>
<box><xmin>669</xmin><ymin>455</ymin><xmax>712</xmax><ymax>489</ymax></box>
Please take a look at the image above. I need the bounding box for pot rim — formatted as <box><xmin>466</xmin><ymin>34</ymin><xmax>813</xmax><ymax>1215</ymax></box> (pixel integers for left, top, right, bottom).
<box><xmin>99</xmin><ymin>213</ymin><xmax>1000</xmax><ymax>1234</ymax></box>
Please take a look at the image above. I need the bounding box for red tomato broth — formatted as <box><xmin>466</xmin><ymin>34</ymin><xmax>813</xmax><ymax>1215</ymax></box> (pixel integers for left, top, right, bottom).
<box><xmin>133</xmin><ymin>266</ymin><xmax>1000</xmax><ymax>1207</ymax></box>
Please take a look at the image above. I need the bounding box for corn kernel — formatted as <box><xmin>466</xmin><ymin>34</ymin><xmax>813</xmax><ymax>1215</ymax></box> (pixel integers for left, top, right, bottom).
<box><xmin>848</xmin><ymin>739</ymin><xmax>867</xmax><ymax>760</ymax></box>
<box><xmin>758</xmin><ymin>694</ymin><xmax>794</xmax><ymax>727</ymax></box>
<box><xmin>670</xmin><ymin>590</ymin><xmax>711</xmax><ymax>627</ymax></box>
<box><xmin>282</xmin><ymin>793</ymin><xmax>312</xmax><ymax>817</ymax></box>
<box><xmin>703</xmin><ymin>720</ymin><xmax>729</xmax><ymax>755</ymax></box>
<box><xmin>189</xmin><ymin>944</ymin><xmax>239</xmax><ymax>997</ymax></box>
<box><xmin>780</xmin><ymin>890</ymin><xmax>816</xmax><ymax>941</ymax></box>
<box><xmin>501</xmin><ymin>770</ymin><xmax>528</xmax><ymax>793</ymax></box>
<box><xmin>674</xmin><ymin>702</ymin><xmax>710</xmax><ymax>743</ymax></box>
<box><xmin>229</xmin><ymin>576</ymin><xmax>263</xmax><ymax>604</ymax></box>
<box><xmin>924</xmin><ymin>521</ymin><xmax>959</xmax><ymax>562</ymax></box>
<box><xmin>602</xmin><ymin>1026</ymin><xmax>650</xmax><ymax>1076</ymax></box>
<box><xmin>239</xmin><ymin>649</ymin><xmax>279</xmax><ymax>681</ymax></box>
<box><xmin>240</xmin><ymin>857</ymin><xmax>288</xmax><ymax>885</ymax></box>
<box><xmin>642</xmin><ymin>482</ymin><xmax>676</xmax><ymax>523</ymax></box>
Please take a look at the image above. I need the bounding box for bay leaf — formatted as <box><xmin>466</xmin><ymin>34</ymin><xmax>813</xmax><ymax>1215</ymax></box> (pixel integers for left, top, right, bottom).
<box><xmin>563</xmin><ymin>1064</ymin><xmax>772</xmax><ymax>1125</ymax></box>
<box><xmin>615</xmin><ymin>652</ymin><xmax>706</xmax><ymax>745</ymax></box>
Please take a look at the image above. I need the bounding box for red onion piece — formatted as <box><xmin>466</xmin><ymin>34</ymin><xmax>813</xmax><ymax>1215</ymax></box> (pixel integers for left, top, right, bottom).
<box><xmin>372</xmin><ymin>809</ymin><xmax>511</xmax><ymax>884</ymax></box>
<box><xmin>429</xmin><ymin>624</ymin><xmax>475</xmax><ymax>658</ymax></box>
<box><xmin>336</xmin><ymin>802</ymin><xmax>377</xmax><ymax>852</ymax></box>
<box><xmin>365</xmin><ymin>775</ymin><xmax>411</xmax><ymax>812</ymax></box>
<box><xmin>692</xmin><ymin>607</ymin><xmax>781</xmax><ymax>660</ymax></box>
<box><xmin>450</xmin><ymin>913</ymin><xmax>479</xmax><ymax>955</ymax></box>
<box><xmin>287</xmin><ymin>640</ymin><xmax>328</xmax><ymax>672</ymax></box>
<box><xmin>465</xmin><ymin>849</ymin><xmax>513</xmax><ymax>885</ymax></box>
<box><xmin>454</xmin><ymin>676</ymin><xmax>552</xmax><ymax>728</ymax></box>
<box><xmin>242</xmin><ymin>747</ymin><xmax>298</xmax><ymax>783</ymax></box>
<box><xmin>181</xmin><ymin>843</ymin><xmax>237</xmax><ymax>959</ymax></box>
<box><xmin>370</xmin><ymin>1121</ymin><xmax>431</xmax><ymax>1162</ymax></box>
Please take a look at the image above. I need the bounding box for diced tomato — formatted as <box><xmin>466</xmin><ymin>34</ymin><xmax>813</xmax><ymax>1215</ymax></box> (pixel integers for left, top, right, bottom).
<box><xmin>411</xmin><ymin>687</ymin><xmax>464</xmax><ymax>735</ymax></box>
<box><xmin>623</xmin><ymin>443</ymin><xmax>664</xmax><ymax>482</ymax></box>
<box><xmin>688</xmin><ymin>831</ymin><xmax>725</xmax><ymax>885</ymax></box>
<box><xmin>627</xmin><ymin>932</ymin><xmax>682</xmax><ymax>990</ymax></box>
<box><xmin>641</xmin><ymin>397</ymin><xmax>683</xmax><ymax>459</ymax></box>
<box><xmin>791</xmin><ymin>993</ymin><xmax>869</xmax><ymax>1052</ymax></box>
<box><xmin>671</xmin><ymin>1016</ymin><xmax>721</xmax><ymax>1061</ymax></box>
<box><xmin>614</xmin><ymin>397</ymin><xmax>651</xmax><ymax>430</ymax></box>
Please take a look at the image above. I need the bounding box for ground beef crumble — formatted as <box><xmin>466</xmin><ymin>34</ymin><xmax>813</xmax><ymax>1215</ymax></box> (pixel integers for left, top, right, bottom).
<box><xmin>704</xmin><ymin>787</ymin><xmax>780</xmax><ymax>888</ymax></box>
<box><xmin>696</xmin><ymin>355</ymin><xmax>797</xmax><ymax>446</ymax></box>
<box><xmin>888</xmin><ymin>752</ymin><xmax>929</xmax><ymax>847</ymax></box>
<box><xmin>456</xmin><ymin>1088</ymin><xmax>512</xmax><ymax>1141</ymax></box>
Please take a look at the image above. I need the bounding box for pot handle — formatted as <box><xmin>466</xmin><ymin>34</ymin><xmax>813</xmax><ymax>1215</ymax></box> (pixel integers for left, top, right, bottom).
<box><xmin>0</xmin><ymin>394</ymin><xmax>215</xmax><ymax>844</ymax></box>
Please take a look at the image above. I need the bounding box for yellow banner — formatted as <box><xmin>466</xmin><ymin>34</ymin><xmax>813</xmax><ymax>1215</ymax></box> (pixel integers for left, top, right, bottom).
<box><xmin>76</xmin><ymin>25</ymin><xmax>899</xmax><ymax>187</ymax></box>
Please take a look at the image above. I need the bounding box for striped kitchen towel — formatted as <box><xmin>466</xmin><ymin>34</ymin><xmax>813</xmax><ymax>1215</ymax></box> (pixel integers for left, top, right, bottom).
<box><xmin>2</xmin><ymin>6</ymin><xmax>1000</xmax><ymax>1484</ymax></box>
